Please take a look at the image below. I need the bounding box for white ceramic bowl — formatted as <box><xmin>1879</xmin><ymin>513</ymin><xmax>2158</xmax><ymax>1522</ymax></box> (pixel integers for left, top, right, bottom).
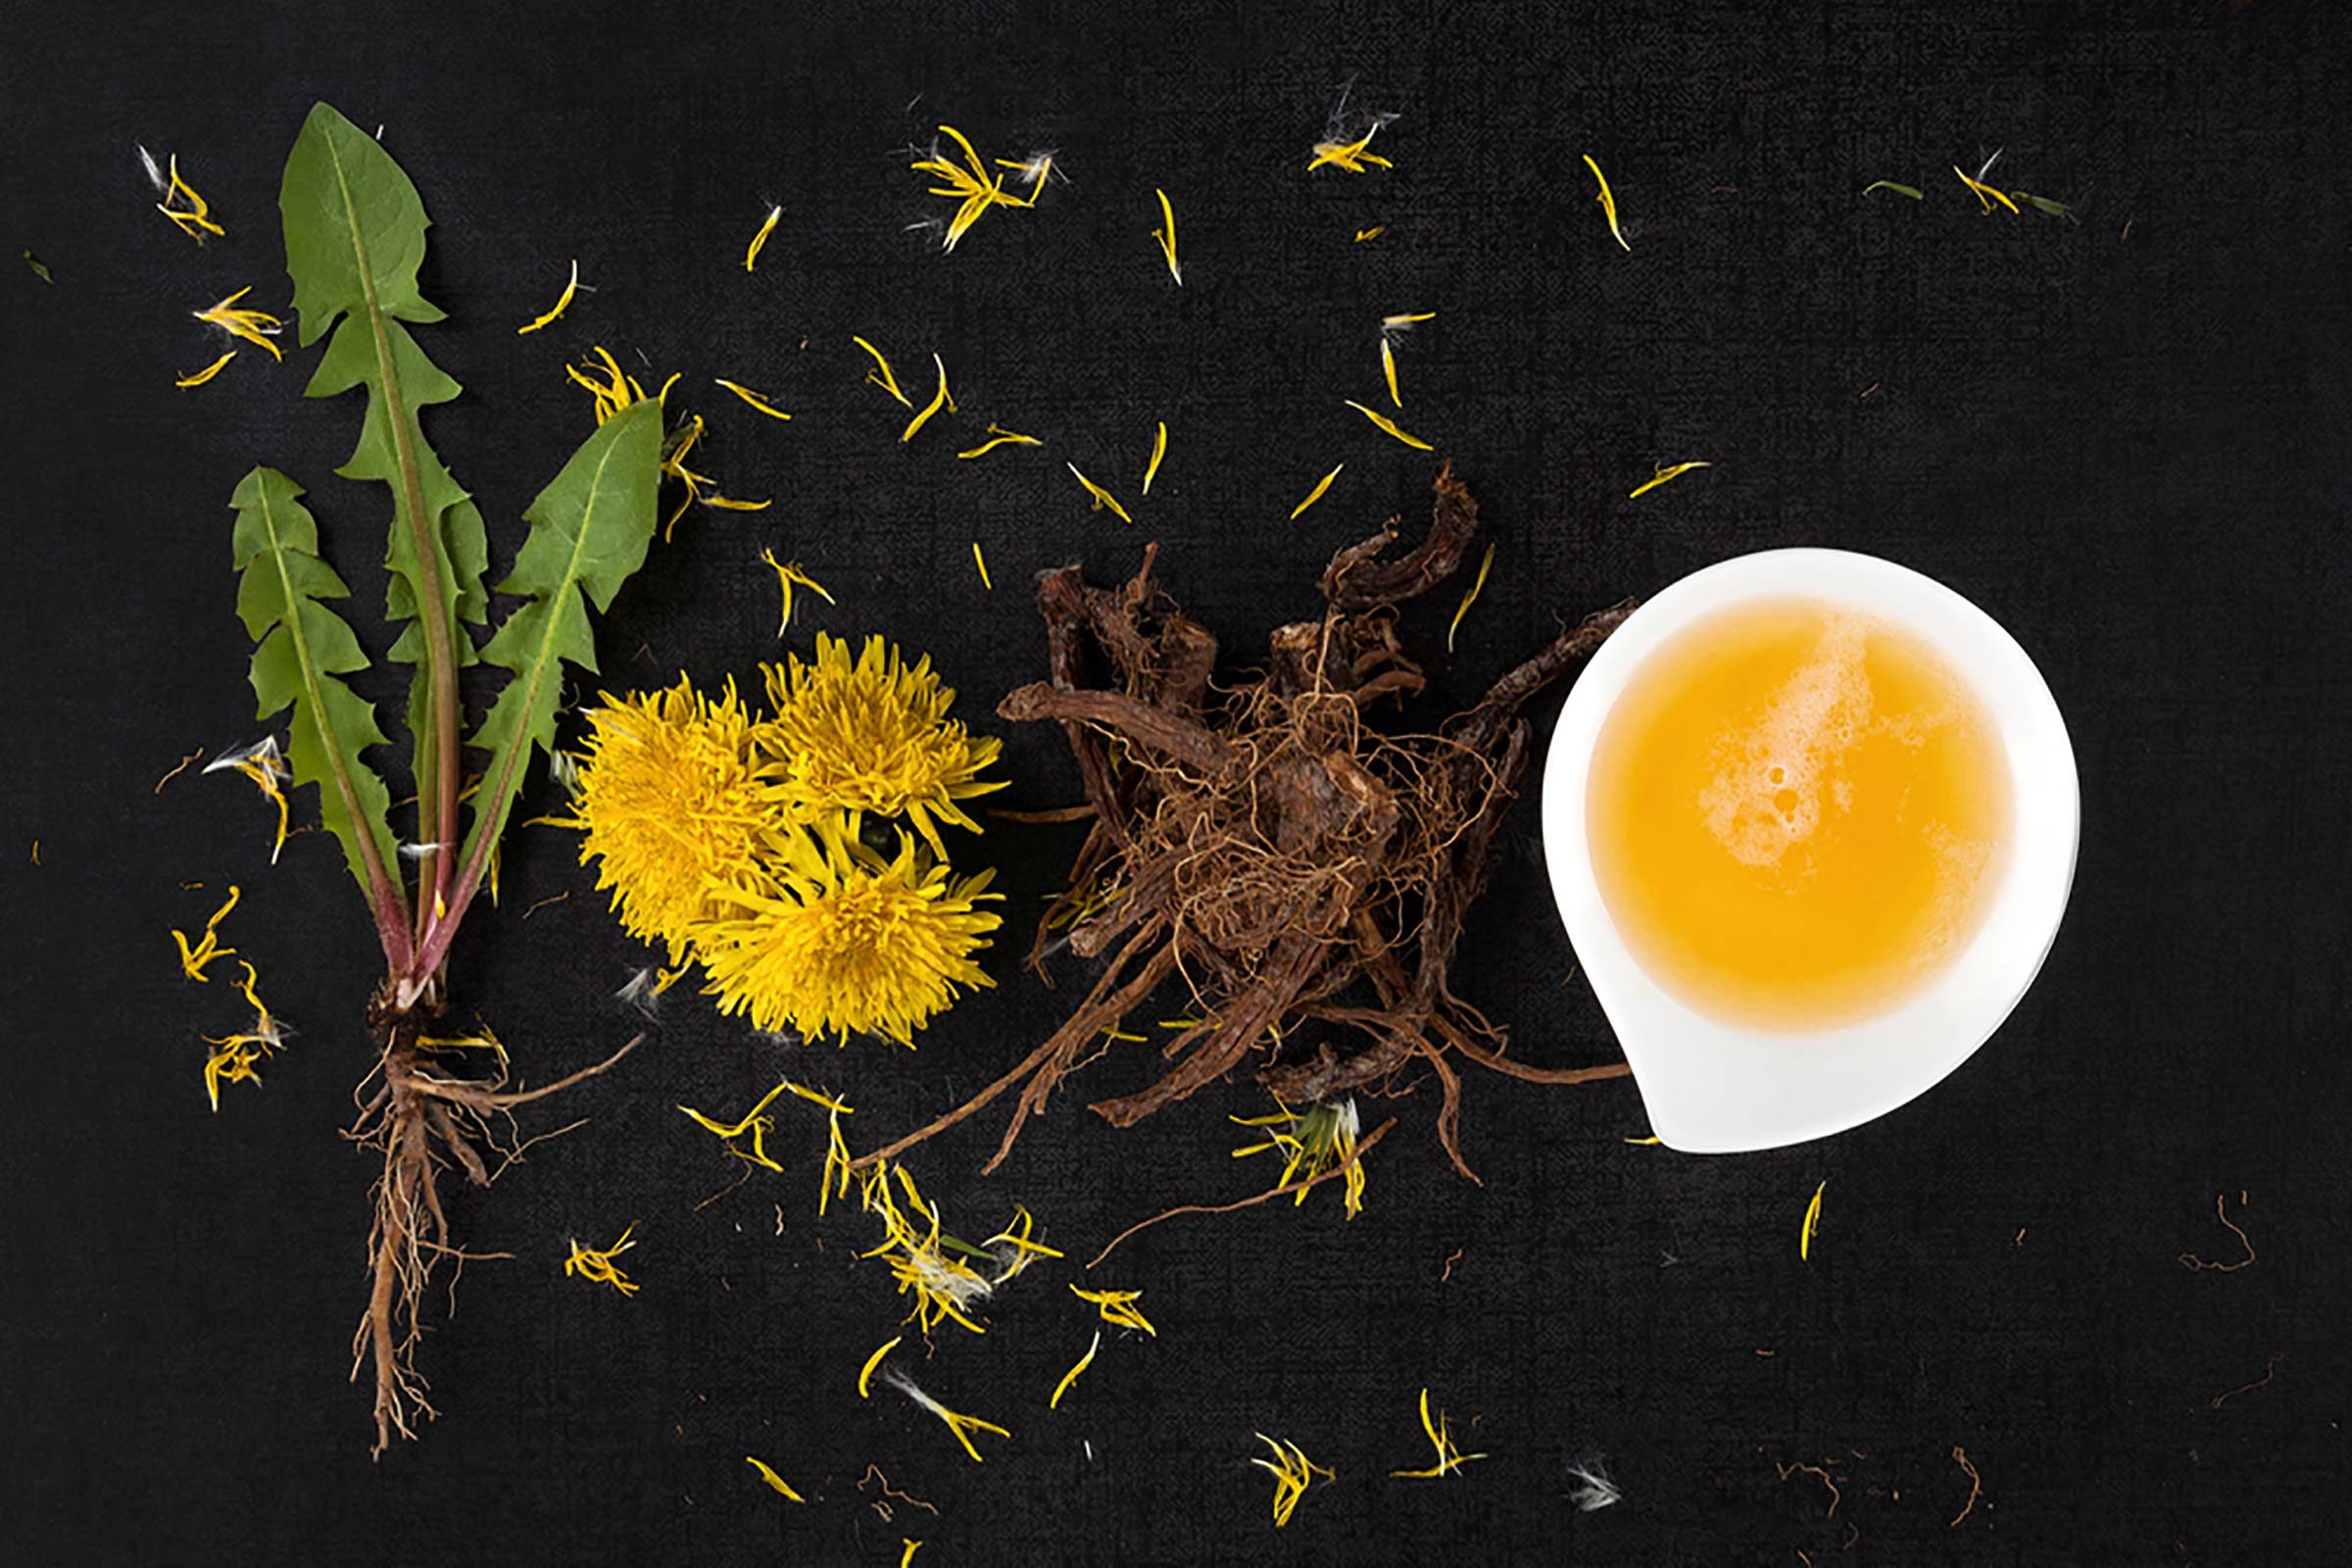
<box><xmin>1542</xmin><ymin>548</ymin><xmax>2079</xmax><ymax>1152</ymax></box>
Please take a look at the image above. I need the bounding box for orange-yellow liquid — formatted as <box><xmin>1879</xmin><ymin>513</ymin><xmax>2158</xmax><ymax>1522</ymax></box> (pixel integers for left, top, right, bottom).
<box><xmin>1586</xmin><ymin>598</ymin><xmax>2011</xmax><ymax>1031</ymax></box>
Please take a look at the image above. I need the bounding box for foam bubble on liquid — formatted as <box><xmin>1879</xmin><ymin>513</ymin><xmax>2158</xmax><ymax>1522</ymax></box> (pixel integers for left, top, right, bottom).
<box><xmin>1697</xmin><ymin>612</ymin><xmax>1875</xmax><ymax>867</ymax></box>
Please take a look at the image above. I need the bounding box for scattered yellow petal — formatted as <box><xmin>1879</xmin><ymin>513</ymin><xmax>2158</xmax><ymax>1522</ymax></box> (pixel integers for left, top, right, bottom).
<box><xmin>1800</xmin><ymin>1179</ymin><xmax>1826</xmax><ymax>1262</ymax></box>
<box><xmin>1622</xmin><ymin>1135</ymin><xmax>1662</xmax><ymax>1146</ymax></box>
<box><xmin>1150</xmin><ymin>188</ymin><xmax>1182</xmax><ymax>285</ymax></box>
<box><xmin>760</xmin><ymin>550</ymin><xmax>835</xmax><ymax>635</ymax></box>
<box><xmin>854</xmin><ymin>335</ymin><xmax>913</xmax><ymax>407</ymax></box>
<box><xmin>901</xmin><ymin>1542</ymin><xmax>922</xmax><ymax>1567</ymax></box>
<box><xmin>517</xmin><ymin>260</ymin><xmax>580</xmax><ymax>334</ymax></box>
<box><xmin>564</xmin><ymin>1222</ymin><xmax>641</xmax><ymax>1297</ymax></box>
<box><xmin>193</xmin><ymin>286</ymin><xmax>284</xmax><ymax>362</ymax></box>
<box><xmin>1446</xmin><ymin>543</ymin><xmax>1495</xmax><ymax>655</ymax></box>
<box><xmin>154</xmin><ymin>152</ymin><xmax>225</xmax><ymax>242</ymax></box>
<box><xmin>1953</xmin><ymin>164</ymin><xmax>2022</xmax><ymax>216</ymax></box>
<box><xmin>902</xmin><ymin>353</ymin><xmax>955</xmax><ymax>443</ymax></box>
<box><xmin>745</xmin><ymin>1455</ymin><xmax>806</xmax><ymax>1501</ymax></box>
<box><xmin>1252</xmin><ymin>1434</ymin><xmax>1334</xmax><ymax>1527</ymax></box>
<box><xmin>1354</xmin><ymin>224</ymin><xmax>1386</xmax><ymax>242</ymax></box>
<box><xmin>1070</xmin><ymin>1283</ymin><xmax>1156</xmax><ymax>1336</ymax></box>
<box><xmin>1143</xmin><ymin>420</ymin><xmax>1168</xmax><ymax>495</ymax></box>
<box><xmin>714</xmin><ymin>378</ymin><xmax>794</xmax><ymax>420</ymax></box>
<box><xmin>1290</xmin><ymin>463</ymin><xmax>1344</xmax><ymax>521</ymax></box>
<box><xmin>886</xmin><ymin>1370</ymin><xmax>1010</xmax><ymax>1463</ymax></box>
<box><xmin>972</xmin><ymin>541</ymin><xmax>993</xmax><ymax>589</ymax></box>
<box><xmin>1584</xmin><ymin>153</ymin><xmax>1631</xmax><ymax>252</ymax></box>
<box><xmin>175</xmin><ymin>350</ymin><xmax>236</xmax><ymax>388</ymax></box>
<box><xmin>859</xmin><ymin>1335</ymin><xmax>904</xmax><ymax>1398</ymax></box>
<box><xmin>1344</xmin><ymin>400</ymin><xmax>1433</xmax><ymax>451</ymax></box>
<box><xmin>1308</xmin><ymin>123</ymin><xmax>1395</xmax><ymax>173</ymax></box>
<box><xmin>1066</xmin><ymin>463</ymin><xmax>1134</xmax><ymax>523</ymax></box>
<box><xmin>912</xmin><ymin>125</ymin><xmax>1042</xmax><ymax>253</ymax></box>
<box><xmin>1051</xmin><ymin>1329</ymin><xmax>1102</xmax><ymax>1410</ymax></box>
<box><xmin>204</xmin><ymin>738</ymin><xmax>294</xmax><ymax>860</ymax></box>
<box><xmin>1390</xmin><ymin>1386</ymin><xmax>1490</xmax><ymax>1479</ymax></box>
<box><xmin>1627</xmin><ymin>461</ymin><xmax>1713</xmax><ymax>501</ymax></box>
<box><xmin>745</xmin><ymin>204</ymin><xmax>782</xmax><ymax>271</ymax></box>
<box><xmin>701</xmin><ymin>494</ymin><xmax>772</xmax><ymax>513</ymax></box>
<box><xmin>956</xmin><ymin>422</ymin><xmax>1043</xmax><ymax>459</ymax></box>
<box><xmin>172</xmin><ymin>884</ymin><xmax>242</xmax><ymax>981</ymax></box>
<box><xmin>1380</xmin><ymin>337</ymin><xmax>1402</xmax><ymax>407</ymax></box>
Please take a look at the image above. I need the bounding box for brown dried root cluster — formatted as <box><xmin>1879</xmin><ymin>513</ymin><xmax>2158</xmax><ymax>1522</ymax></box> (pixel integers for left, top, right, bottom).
<box><xmin>348</xmin><ymin>995</ymin><xmax>639</xmax><ymax>1455</ymax></box>
<box><xmin>859</xmin><ymin>465</ymin><xmax>1634</xmax><ymax>1180</ymax></box>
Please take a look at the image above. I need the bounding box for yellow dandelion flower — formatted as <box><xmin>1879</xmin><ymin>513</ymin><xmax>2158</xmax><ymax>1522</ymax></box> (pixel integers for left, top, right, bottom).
<box><xmin>558</xmin><ymin>677</ymin><xmax>786</xmax><ymax>964</ymax></box>
<box><xmin>754</xmin><ymin>633</ymin><xmax>1005</xmax><ymax>856</ymax></box>
<box><xmin>692</xmin><ymin>822</ymin><xmax>1001</xmax><ymax>1048</ymax></box>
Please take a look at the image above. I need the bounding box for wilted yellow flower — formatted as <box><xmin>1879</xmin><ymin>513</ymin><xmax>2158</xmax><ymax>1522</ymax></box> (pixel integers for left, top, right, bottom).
<box><xmin>560</xmin><ymin>677</ymin><xmax>787</xmax><ymax>963</ymax></box>
<box><xmin>693</xmin><ymin>819</ymin><xmax>1000</xmax><ymax>1047</ymax></box>
<box><xmin>757</xmin><ymin>633</ymin><xmax>1005</xmax><ymax>857</ymax></box>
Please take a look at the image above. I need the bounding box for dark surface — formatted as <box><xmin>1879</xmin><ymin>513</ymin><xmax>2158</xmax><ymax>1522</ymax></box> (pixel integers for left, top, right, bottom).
<box><xmin>3</xmin><ymin>2</ymin><xmax>2346</xmax><ymax>1562</ymax></box>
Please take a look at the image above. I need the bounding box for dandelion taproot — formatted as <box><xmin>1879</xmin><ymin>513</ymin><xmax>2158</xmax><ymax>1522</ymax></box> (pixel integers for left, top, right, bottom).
<box><xmin>956</xmin><ymin>422</ymin><xmax>1042</xmax><ymax>459</ymax></box>
<box><xmin>1344</xmin><ymin>399</ymin><xmax>1433</xmax><ymax>451</ymax></box>
<box><xmin>1252</xmin><ymin>1434</ymin><xmax>1333</xmax><ymax>1527</ymax></box>
<box><xmin>754</xmin><ymin>632</ymin><xmax>1006</xmax><ymax>855</ymax></box>
<box><xmin>517</xmin><ymin>260</ymin><xmax>580</xmax><ymax>333</ymax></box>
<box><xmin>693</xmin><ymin>822</ymin><xmax>1001</xmax><ymax>1047</ymax></box>
<box><xmin>714</xmin><ymin>378</ymin><xmax>794</xmax><ymax>421</ymax></box>
<box><xmin>557</xmin><ymin>677</ymin><xmax>786</xmax><ymax>964</ymax></box>
<box><xmin>1051</xmin><ymin>1330</ymin><xmax>1101</xmax><ymax>1409</ymax></box>
<box><xmin>176</xmin><ymin>351</ymin><xmax>237</xmax><ymax>388</ymax></box>
<box><xmin>194</xmin><ymin>287</ymin><xmax>284</xmax><ymax>361</ymax></box>
<box><xmin>564</xmin><ymin>1223</ymin><xmax>642</xmax><ymax>1297</ymax></box>
<box><xmin>1290</xmin><ymin>463</ymin><xmax>1344</xmax><ymax>520</ymax></box>
<box><xmin>1391</xmin><ymin>1386</ymin><xmax>1488</xmax><ymax>1478</ymax></box>
<box><xmin>884</xmin><ymin>1370</ymin><xmax>1009</xmax><ymax>1463</ymax></box>
<box><xmin>902</xmin><ymin>353</ymin><xmax>955</xmax><ymax>443</ymax></box>
<box><xmin>1150</xmin><ymin>188</ymin><xmax>1182</xmax><ymax>284</ymax></box>
<box><xmin>1627</xmin><ymin>460</ymin><xmax>1712</xmax><ymax>500</ymax></box>
<box><xmin>854</xmin><ymin>335</ymin><xmax>912</xmax><ymax>407</ymax></box>
<box><xmin>1142</xmin><ymin>421</ymin><xmax>1168</xmax><ymax>495</ymax></box>
<box><xmin>745</xmin><ymin>205</ymin><xmax>782</xmax><ymax>270</ymax></box>
<box><xmin>760</xmin><ymin>551</ymin><xmax>835</xmax><ymax>635</ymax></box>
<box><xmin>1584</xmin><ymin>153</ymin><xmax>1631</xmax><ymax>251</ymax></box>
<box><xmin>745</xmin><ymin>1455</ymin><xmax>806</xmax><ymax>1501</ymax></box>
<box><xmin>1069</xmin><ymin>1284</ymin><xmax>1156</xmax><ymax>1336</ymax></box>
<box><xmin>1446</xmin><ymin>543</ymin><xmax>1494</xmax><ymax>654</ymax></box>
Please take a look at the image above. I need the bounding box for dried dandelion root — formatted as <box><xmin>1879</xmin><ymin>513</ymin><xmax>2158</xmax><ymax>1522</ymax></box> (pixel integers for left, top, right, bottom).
<box><xmin>846</xmin><ymin>466</ymin><xmax>1635</xmax><ymax>1187</ymax></box>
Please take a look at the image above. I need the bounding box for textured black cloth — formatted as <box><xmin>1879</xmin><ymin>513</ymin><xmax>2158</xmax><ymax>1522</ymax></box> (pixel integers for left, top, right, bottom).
<box><xmin>3</xmin><ymin>2</ymin><xmax>2346</xmax><ymax>1562</ymax></box>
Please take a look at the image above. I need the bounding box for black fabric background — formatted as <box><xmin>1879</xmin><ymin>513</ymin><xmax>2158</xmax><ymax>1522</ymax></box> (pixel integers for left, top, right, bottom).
<box><xmin>3</xmin><ymin>2</ymin><xmax>2346</xmax><ymax>1562</ymax></box>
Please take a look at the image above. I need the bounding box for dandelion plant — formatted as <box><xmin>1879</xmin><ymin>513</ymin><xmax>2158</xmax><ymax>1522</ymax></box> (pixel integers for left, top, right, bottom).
<box><xmin>233</xmin><ymin>102</ymin><xmax>662</xmax><ymax>1453</ymax></box>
